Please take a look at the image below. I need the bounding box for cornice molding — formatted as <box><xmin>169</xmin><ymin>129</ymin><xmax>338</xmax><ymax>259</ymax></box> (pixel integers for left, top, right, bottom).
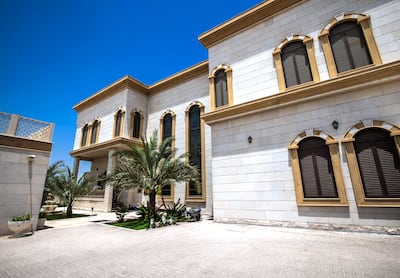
<box><xmin>73</xmin><ymin>61</ymin><xmax>209</xmax><ymax>113</ymax></box>
<box><xmin>198</xmin><ymin>0</ymin><xmax>305</xmax><ymax>48</ymax></box>
<box><xmin>0</xmin><ymin>134</ymin><xmax>53</xmax><ymax>152</ymax></box>
<box><xmin>149</xmin><ymin>61</ymin><xmax>209</xmax><ymax>93</ymax></box>
<box><xmin>73</xmin><ymin>76</ymin><xmax>148</xmax><ymax>112</ymax></box>
<box><xmin>70</xmin><ymin>137</ymin><xmax>141</xmax><ymax>158</ymax></box>
<box><xmin>202</xmin><ymin>61</ymin><xmax>400</xmax><ymax>124</ymax></box>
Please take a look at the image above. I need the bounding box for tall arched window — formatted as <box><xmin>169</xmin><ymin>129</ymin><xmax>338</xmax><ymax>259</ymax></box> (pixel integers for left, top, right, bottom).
<box><xmin>160</xmin><ymin>110</ymin><xmax>176</xmax><ymax>199</ymax></box>
<box><xmin>319</xmin><ymin>13</ymin><xmax>381</xmax><ymax>78</ymax></box>
<box><xmin>214</xmin><ymin>70</ymin><xmax>228</xmax><ymax>107</ymax></box>
<box><xmin>209</xmin><ymin>65</ymin><xmax>233</xmax><ymax>110</ymax></box>
<box><xmin>81</xmin><ymin>124</ymin><xmax>89</xmax><ymax>147</ymax></box>
<box><xmin>288</xmin><ymin>130</ymin><xmax>347</xmax><ymax>206</ymax></box>
<box><xmin>114</xmin><ymin>109</ymin><xmax>124</xmax><ymax>137</ymax></box>
<box><xmin>342</xmin><ymin>121</ymin><xmax>400</xmax><ymax>207</ymax></box>
<box><xmin>132</xmin><ymin>111</ymin><xmax>141</xmax><ymax>139</ymax></box>
<box><xmin>90</xmin><ymin>119</ymin><xmax>100</xmax><ymax>144</ymax></box>
<box><xmin>273</xmin><ymin>35</ymin><xmax>319</xmax><ymax>92</ymax></box>
<box><xmin>186</xmin><ymin>102</ymin><xmax>205</xmax><ymax>200</ymax></box>
<box><xmin>329</xmin><ymin>21</ymin><xmax>371</xmax><ymax>73</ymax></box>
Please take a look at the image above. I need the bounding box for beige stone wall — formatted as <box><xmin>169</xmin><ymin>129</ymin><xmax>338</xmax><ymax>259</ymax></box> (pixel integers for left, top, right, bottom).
<box><xmin>207</xmin><ymin>0</ymin><xmax>400</xmax><ymax>106</ymax></box>
<box><xmin>211</xmin><ymin>76</ymin><xmax>400</xmax><ymax>227</ymax></box>
<box><xmin>147</xmin><ymin>75</ymin><xmax>213</xmax><ymax>213</ymax></box>
<box><xmin>0</xmin><ymin>147</ymin><xmax>50</xmax><ymax>236</ymax></box>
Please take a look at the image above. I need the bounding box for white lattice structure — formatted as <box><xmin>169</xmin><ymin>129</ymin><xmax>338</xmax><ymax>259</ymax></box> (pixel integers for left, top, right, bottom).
<box><xmin>0</xmin><ymin>112</ymin><xmax>54</xmax><ymax>142</ymax></box>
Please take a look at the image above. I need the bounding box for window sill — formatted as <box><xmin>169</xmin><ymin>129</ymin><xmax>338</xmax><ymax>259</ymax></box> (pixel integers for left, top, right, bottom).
<box><xmin>356</xmin><ymin>198</ymin><xmax>400</xmax><ymax>207</ymax></box>
<box><xmin>297</xmin><ymin>198</ymin><xmax>348</xmax><ymax>207</ymax></box>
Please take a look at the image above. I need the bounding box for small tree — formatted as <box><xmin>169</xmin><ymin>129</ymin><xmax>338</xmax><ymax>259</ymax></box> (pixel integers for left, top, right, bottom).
<box><xmin>59</xmin><ymin>167</ymin><xmax>92</xmax><ymax>217</ymax></box>
<box><xmin>44</xmin><ymin>161</ymin><xmax>91</xmax><ymax>217</ymax></box>
<box><xmin>42</xmin><ymin>161</ymin><xmax>65</xmax><ymax>205</ymax></box>
<box><xmin>107</xmin><ymin>130</ymin><xmax>200</xmax><ymax>227</ymax></box>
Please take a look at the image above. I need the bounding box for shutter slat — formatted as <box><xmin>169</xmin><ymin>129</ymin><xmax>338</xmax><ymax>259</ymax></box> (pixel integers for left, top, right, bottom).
<box><xmin>355</xmin><ymin>128</ymin><xmax>400</xmax><ymax>198</ymax></box>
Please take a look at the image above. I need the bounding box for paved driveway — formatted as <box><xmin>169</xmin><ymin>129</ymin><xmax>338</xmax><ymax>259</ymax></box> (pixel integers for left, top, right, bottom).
<box><xmin>0</xmin><ymin>218</ymin><xmax>399</xmax><ymax>278</ymax></box>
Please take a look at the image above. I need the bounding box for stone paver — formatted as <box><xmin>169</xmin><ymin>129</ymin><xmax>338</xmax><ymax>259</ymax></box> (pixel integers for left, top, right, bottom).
<box><xmin>0</xmin><ymin>215</ymin><xmax>399</xmax><ymax>278</ymax></box>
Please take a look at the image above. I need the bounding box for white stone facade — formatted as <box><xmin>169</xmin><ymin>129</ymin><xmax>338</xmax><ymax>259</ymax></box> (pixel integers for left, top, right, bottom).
<box><xmin>72</xmin><ymin>0</ymin><xmax>400</xmax><ymax>231</ymax></box>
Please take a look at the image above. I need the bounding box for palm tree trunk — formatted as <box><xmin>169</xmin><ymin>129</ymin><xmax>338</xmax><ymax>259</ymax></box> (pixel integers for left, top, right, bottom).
<box><xmin>148</xmin><ymin>190</ymin><xmax>156</xmax><ymax>228</ymax></box>
<box><xmin>66</xmin><ymin>204</ymin><xmax>73</xmax><ymax>218</ymax></box>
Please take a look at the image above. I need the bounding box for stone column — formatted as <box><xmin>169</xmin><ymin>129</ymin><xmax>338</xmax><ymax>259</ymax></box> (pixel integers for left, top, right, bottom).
<box><xmin>104</xmin><ymin>149</ymin><xmax>117</xmax><ymax>212</ymax></box>
<box><xmin>72</xmin><ymin>157</ymin><xmax>80</xmax><ymax>177</ymax></box>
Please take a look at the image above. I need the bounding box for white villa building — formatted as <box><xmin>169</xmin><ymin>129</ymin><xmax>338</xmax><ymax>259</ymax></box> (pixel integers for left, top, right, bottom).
<box><xmin>71</xmin><ymin>0</ymin><xmax>400</xmax><ymax>233</ymax></box>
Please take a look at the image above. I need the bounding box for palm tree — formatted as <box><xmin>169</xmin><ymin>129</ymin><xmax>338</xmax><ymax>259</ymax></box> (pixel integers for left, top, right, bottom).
<box><xmin>44</xmin><ymin>161</ymin><xmax>91</xmax><ymax>217</ymax></box>
<box><xmin>108</xmin><ymin>129</ymin><xmax>200</xmax><ymax>226</ymax></box>
<box><xmin>42</xmin><ymin>161</ymin><xmax>65</xmax><ymax>205</ymax></box>
<box><xmin>58</xmin><ymin>167</ymin><xmax>92</xmax><ymax>217</ymax></box>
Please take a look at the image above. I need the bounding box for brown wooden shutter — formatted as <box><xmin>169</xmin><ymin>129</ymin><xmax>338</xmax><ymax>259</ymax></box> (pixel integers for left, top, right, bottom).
<box><xmin>298</xmin><ymin>137</ymin><xmax>338</xmax><ymax>198</ymax></box>
<box><xmin>329</xmin><ymin>21</ymin><xmax>372</xmax><ymax>73</ymax></box>
<box><xmin>355</xmin><ymin>128</ymin><xmax>400</xmax><ymax>198</ymax></box>
<box><xmin>282</xmin><ymin>41</ymin><xmax>312</xmax><ymax>87</ymax></box>
<box><xmin>215</xmin><ymin>70</ymin><xmax>228</xmax><ymax>107</ymax></box>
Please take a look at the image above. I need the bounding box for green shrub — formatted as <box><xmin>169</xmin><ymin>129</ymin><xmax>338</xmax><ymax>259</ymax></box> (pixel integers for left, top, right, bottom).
<box><xmin>137</xmin><ymin>203</ymin><xmax>148</xmax><ymax>220</ymax></box>
<box><xmin>12</xmin><ymin>214</ymin><xmax>30</xmax><ymax>221</ymax></box>
<box><xmin>165</xmin><ymin>199</ymin><xmax>186</xmax><ymax>218</ymax></box>
<box><xmin>115</xmin><ymin>206</ymin><xmax>128</xmax><ymax>223</ymax></box>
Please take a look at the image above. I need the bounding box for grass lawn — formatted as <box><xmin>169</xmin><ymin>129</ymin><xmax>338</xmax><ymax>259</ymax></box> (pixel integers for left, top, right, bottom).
<box><xmin>109</xmin><ymin>219</ymin><xmax>149</xmax><ymax>230</ymax></box>
<box><xmin>46</xmin><ymin>213</ymin><xmax>91</xmax><ymax>221</ymax></box>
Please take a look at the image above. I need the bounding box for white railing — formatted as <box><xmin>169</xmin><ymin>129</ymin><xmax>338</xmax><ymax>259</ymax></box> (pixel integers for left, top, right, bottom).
<box><xmin>0</xmin><ymin>112</ymin><xmax>54</xmax><ymax>142</ymax></box>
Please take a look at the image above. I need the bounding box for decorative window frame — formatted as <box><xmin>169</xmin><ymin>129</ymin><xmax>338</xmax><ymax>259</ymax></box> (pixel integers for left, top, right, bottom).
<box><xmin>273</xmin><ymin>34</ymin><xmax>320</xmax><ymax>92</ymax></box>
<box><xmin>342</xmin><ymin>120</ymin><xmax>400</xmax><ymax>207</ymax></box>
<box><xmin>159</xmin><ymin>109</ymin><xmax>176</xmax><ymax>201</ymax></box>
<box><xmin>89</xmin><ymin>117</ymin><xmax>101</xmax><ymax>145</ymax></box>
<box><xmin>288</xmin><ymin>130</ymin><xmax>348</xmax><ymax>206</ymax></box>
<box><xmin>319</xmin><ymin>13</ymin><xmax>382</xmax><ymax>78</ymax></box>
<box><xmin>209</xmin><ymin>64</ymin><xmax>233</xmax><ymax>110</ymax></box>
<box><xmin>185</xmin><ymin>101</ymin><xmax>206</xmax><ymax>202</ymax></box>
<box><xmin>130</xmin><ymin>109</ymin><xmax>144</xmax><ymax>140</ymax></box>
<box><xmin>113</xmin><ymin>107</ymin><xmax>125</xmax><ymax>138</ymax></box>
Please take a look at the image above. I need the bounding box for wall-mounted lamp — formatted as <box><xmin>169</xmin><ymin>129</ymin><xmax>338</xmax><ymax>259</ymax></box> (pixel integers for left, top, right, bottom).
<box><xmin>27</xmin><ymin>154</ymin><xmax>36</xmax><ymax>162</ymax></box>
<box><xmin>331</xmin><ymin>120</ymin><xmax>339</xmax><ymax>130</ymax></box>
<box><xmin>248</xmin><ymin>136</ymin><xmax>253</xmax><ymax>144</ymax></box>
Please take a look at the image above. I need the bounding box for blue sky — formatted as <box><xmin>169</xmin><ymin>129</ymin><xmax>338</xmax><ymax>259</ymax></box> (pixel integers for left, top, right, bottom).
<box><xmin>0</xmin><ymin>0</ymin><xmax>261</xmax><ymax>169</ymax></box>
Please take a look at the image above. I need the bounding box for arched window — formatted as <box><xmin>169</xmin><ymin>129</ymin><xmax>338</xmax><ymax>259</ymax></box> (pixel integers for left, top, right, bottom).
<box><xmin>273</xmin><ymin>35</ymin><xmax>319</xmax><ymax>92</ymax></box>
<box><xmin>81</xmin><ymin>124</ymin><xmax>89</xmax><ymax>147</ymax></box>
<box><xmin>329</xmin><ymin>21</ymin><xmax>371</xmax><ymax>73</ymax></box>
<box><xmin>114</xmin><ymin>109</ymin><xmax>124</xmax><ymax>137</ymax></box>
<box><xmin>90</xmin><ymin>119</ymin><xmax>100</xmax><ymax>144</ymax></box>
<box><xmin>160</xmin><ymin>110</ymin><xmax>176</xmax><ymax>199</ymax></box>
<box><xmin>209</xmin><ymin>65</ymin><xmax>233</xmax><ymax>110</ymax></box>
<box><xmin>131</xmin><ymin>111</ymin><xmax>142</xmax><ymax>139</ymax></box>
<box><xmin>288</xmin><ymin>130</ymin><xmax>347</xmax><ymax>206</ymax></box>
<box><xmin>281</xmin><ymin>41</ymin><xmax>313</xmax><ymax>88</ymax></box>
<box><xmin>319</xmin><ymin>13</ymin><xmax>381</xmax><ymax>78</ymax></box>
<box><xmin>186</xmin><ymin>102</ymin><xmax>205</xmax><ymax>200</ymax></box>
<box><xmin>298</xmin><ymin>137</ymin><xmax>338</xmax><ymax>198</ymax></box>
<box><xmin>214</xmin><ymin>70</ymin><xmax>228</xmax><ymax>107</ymax></box>
<box><xmin>342</xmin><ymin>121</ymin><xmax>400</xmax><ymax>206</ymax></box>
